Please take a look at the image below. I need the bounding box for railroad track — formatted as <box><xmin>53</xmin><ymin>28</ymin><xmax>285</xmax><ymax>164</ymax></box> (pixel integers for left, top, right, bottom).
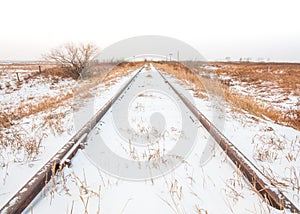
<box><xmin>1</xmin><ymin>64</ymin><xmax>299</xmax><ymax>213</ymax></box>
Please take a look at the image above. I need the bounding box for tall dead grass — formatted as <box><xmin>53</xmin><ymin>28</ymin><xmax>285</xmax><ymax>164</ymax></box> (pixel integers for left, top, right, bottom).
<box><xmin>208</xmin><ymin>62</ymin><xmax>300</xmax><ymax>130</ymax></box>
<box><xmin>210</xmin><ymin>62</ymin><xmax>300</xmax><ymax>92</ymax></box>
<box><xmin>153</xmin><ymin>62</ymin><xmax>208</xmax><ymax>99</ymax></box>
<box><xmin>154</xmin><ymin>61</ymin><xmax>300</xmax><ymax>130</ymax></box>
<box><xmin>0</xmin><ymin>93</ymin><xmax>73</xmax><ymax>130</ymax></box>
<box><xmin>0</xmin><ymin>108</ymin><xmax>72</xmax><ymax>164</ymax></box>
<box><xmin>223</xmin><ymin>89</ymin><xmax>300</xmax><ymax>130</ymax></box>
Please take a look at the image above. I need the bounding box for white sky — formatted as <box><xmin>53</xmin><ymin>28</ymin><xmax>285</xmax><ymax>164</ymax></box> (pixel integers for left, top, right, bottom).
<box><xmin>0</xmin><ymin>0</ymin><xmax>299</xmax><ymax>61</ymax></box>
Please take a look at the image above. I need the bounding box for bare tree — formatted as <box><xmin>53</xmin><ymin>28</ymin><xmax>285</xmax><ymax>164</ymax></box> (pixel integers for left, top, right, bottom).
<box><xmin>43</xmin><ymin>43</ymin><xmax>98</xmax><ymax>79</ymax></box>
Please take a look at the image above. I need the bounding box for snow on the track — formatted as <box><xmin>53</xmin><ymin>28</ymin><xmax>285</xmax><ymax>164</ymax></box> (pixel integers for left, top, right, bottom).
<box><xmin>22</xmin><ymin>65</ymin><xmax>300</xmax><ymax>214</ymax></box>
<box><xmin>1</xmin><ymin>65</ymin><xmax>299</xmax><ymax>213</ymax></box>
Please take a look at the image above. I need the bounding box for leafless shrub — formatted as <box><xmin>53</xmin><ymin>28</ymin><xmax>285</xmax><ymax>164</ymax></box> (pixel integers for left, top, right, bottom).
<box><xmin>43</xmin><ymin>43</ymin><xmax>99</xmax><ymax>79</ymax></box>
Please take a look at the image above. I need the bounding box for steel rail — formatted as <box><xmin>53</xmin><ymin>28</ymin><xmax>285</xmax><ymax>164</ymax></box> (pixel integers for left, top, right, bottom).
<box><xmin>0</xmin><ymin>66</ymin><xmax>144</xmax><ymax>214</ymax></box>
<box><xmin>157</xmin><ymin>70</ymin><xmax>299</xmax><ymax>213</ymax></box>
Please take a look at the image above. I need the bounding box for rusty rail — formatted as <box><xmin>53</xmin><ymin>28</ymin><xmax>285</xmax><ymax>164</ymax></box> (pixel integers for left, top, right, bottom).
<box><xmin>158</xmin><ymin>71</ymin><xmax>299</xmax><ymax>213</ymax></box>
<box><xmin>0</xmin><ymin>66</ymin><xmax>144</xmax><ymax>214</ymax></box>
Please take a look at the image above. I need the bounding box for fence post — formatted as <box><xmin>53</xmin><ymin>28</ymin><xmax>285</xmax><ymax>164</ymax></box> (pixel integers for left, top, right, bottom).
<box><xmin>16</xmin><ymin>72</ymin><xmax>20</xmax><ymax>82</ymax></box>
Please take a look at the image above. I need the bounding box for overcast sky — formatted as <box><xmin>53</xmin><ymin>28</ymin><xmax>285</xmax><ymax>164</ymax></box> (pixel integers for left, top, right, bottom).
<box><xmin>0</xmin><ymin>0</ymin><xmax>299</xmax><ymax>61</ymax></box>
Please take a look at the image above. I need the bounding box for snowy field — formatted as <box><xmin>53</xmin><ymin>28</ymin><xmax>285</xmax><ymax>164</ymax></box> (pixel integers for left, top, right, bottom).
<box><xmin>0</xmin><ymin>63</ymin><xmax>299</xmax><ymax>213</ymax></box>
<box><xmin>199</xmin><ymin>62</ymin><xmax>300</xmax><ymax>127</ymax></box>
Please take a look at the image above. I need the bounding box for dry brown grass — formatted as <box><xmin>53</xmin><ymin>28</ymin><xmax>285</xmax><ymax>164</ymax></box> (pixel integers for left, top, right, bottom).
<box><xmin>222</xmin><ymin>89</ymin><xmax>300</xmax><ymax>130</ymax></box>
<box><xmin>210</xmin><ymin>62</ymin><xmax>300</xmax><ymax>92</ymax></box>
<box><xmin>102</xmin><ymin>62</ymin><xmax>145</xmax><ymax>85</ymax></box>
<box><xmin>0</xmin><ymin>62</ymin><xmax>145</xmax><ymax>130</ymax></box>
<box><xmin>0</xmin><ymin>108</ymin><xmax>72</xmax><ymax>163</ymax></box>
<box><xmin>206</xmin><ymin>62</ymin><xmax>300</xmax><ymax>130</ymax></box>
<box><xmin>41</xmin><ymin>67</ymin><xmax>73</xmax><ymax>79</ymax></box>
<box><xmin>73</xmin><ymin>61</ymin><xmax>145</xmax><ymax>100</ymax></box>
<box><xmin>154</xmin><ymin>61</ymin><xmax>299</xmax><ymax>130</ymax></box>
<box><xmin>1</xmin><ymin>125</ymin><xmax>45</xmax><ymax>162</ymax></box>
<box><xmin>153</xmin><ymin>62</ymin><xmax>208</xmax><ymax>99</ymax></box>
<box><xmin>0</xmin><ymin>93</ymin><xmax>73</xmax><ymax>130</ymax></box>
<box><xmin>0</xmin><ymin>61</ymin><xmax>147</xmax><ymax>163</ymax></box>
<box><xmin>0</xmin><ymin>63</ymin><xmax>56</xmax><ymax>71</ymax></box>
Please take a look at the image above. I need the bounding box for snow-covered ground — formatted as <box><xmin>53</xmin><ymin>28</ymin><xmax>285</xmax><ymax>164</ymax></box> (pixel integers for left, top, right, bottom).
<box><xmin>7</xmin><ymin>65</ymin><xmax>296</xmax><ymax>213</ymax></box>
<box><xmin>221</xmin><ymin>77</ymin><xmax>299</xmax><ymax>112</ymax></box>
<box><xmin>1</xmin><ymin>72</ymin><xmax>74</xmax><ymax>114</ymax></box>
<box><xmin>18</xmin><ymin>66</ymin><xmax>299</xmax><ymax>213</ymax></box>
<box><xmin>0</xmin><ymin>67</ymin><xmax>137</xmax><ymax>210</ymax></box>
<box><xmin>201</xmin><ymin>64</ymin><xmax>300</xmax><ymax>112</ymax></box>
